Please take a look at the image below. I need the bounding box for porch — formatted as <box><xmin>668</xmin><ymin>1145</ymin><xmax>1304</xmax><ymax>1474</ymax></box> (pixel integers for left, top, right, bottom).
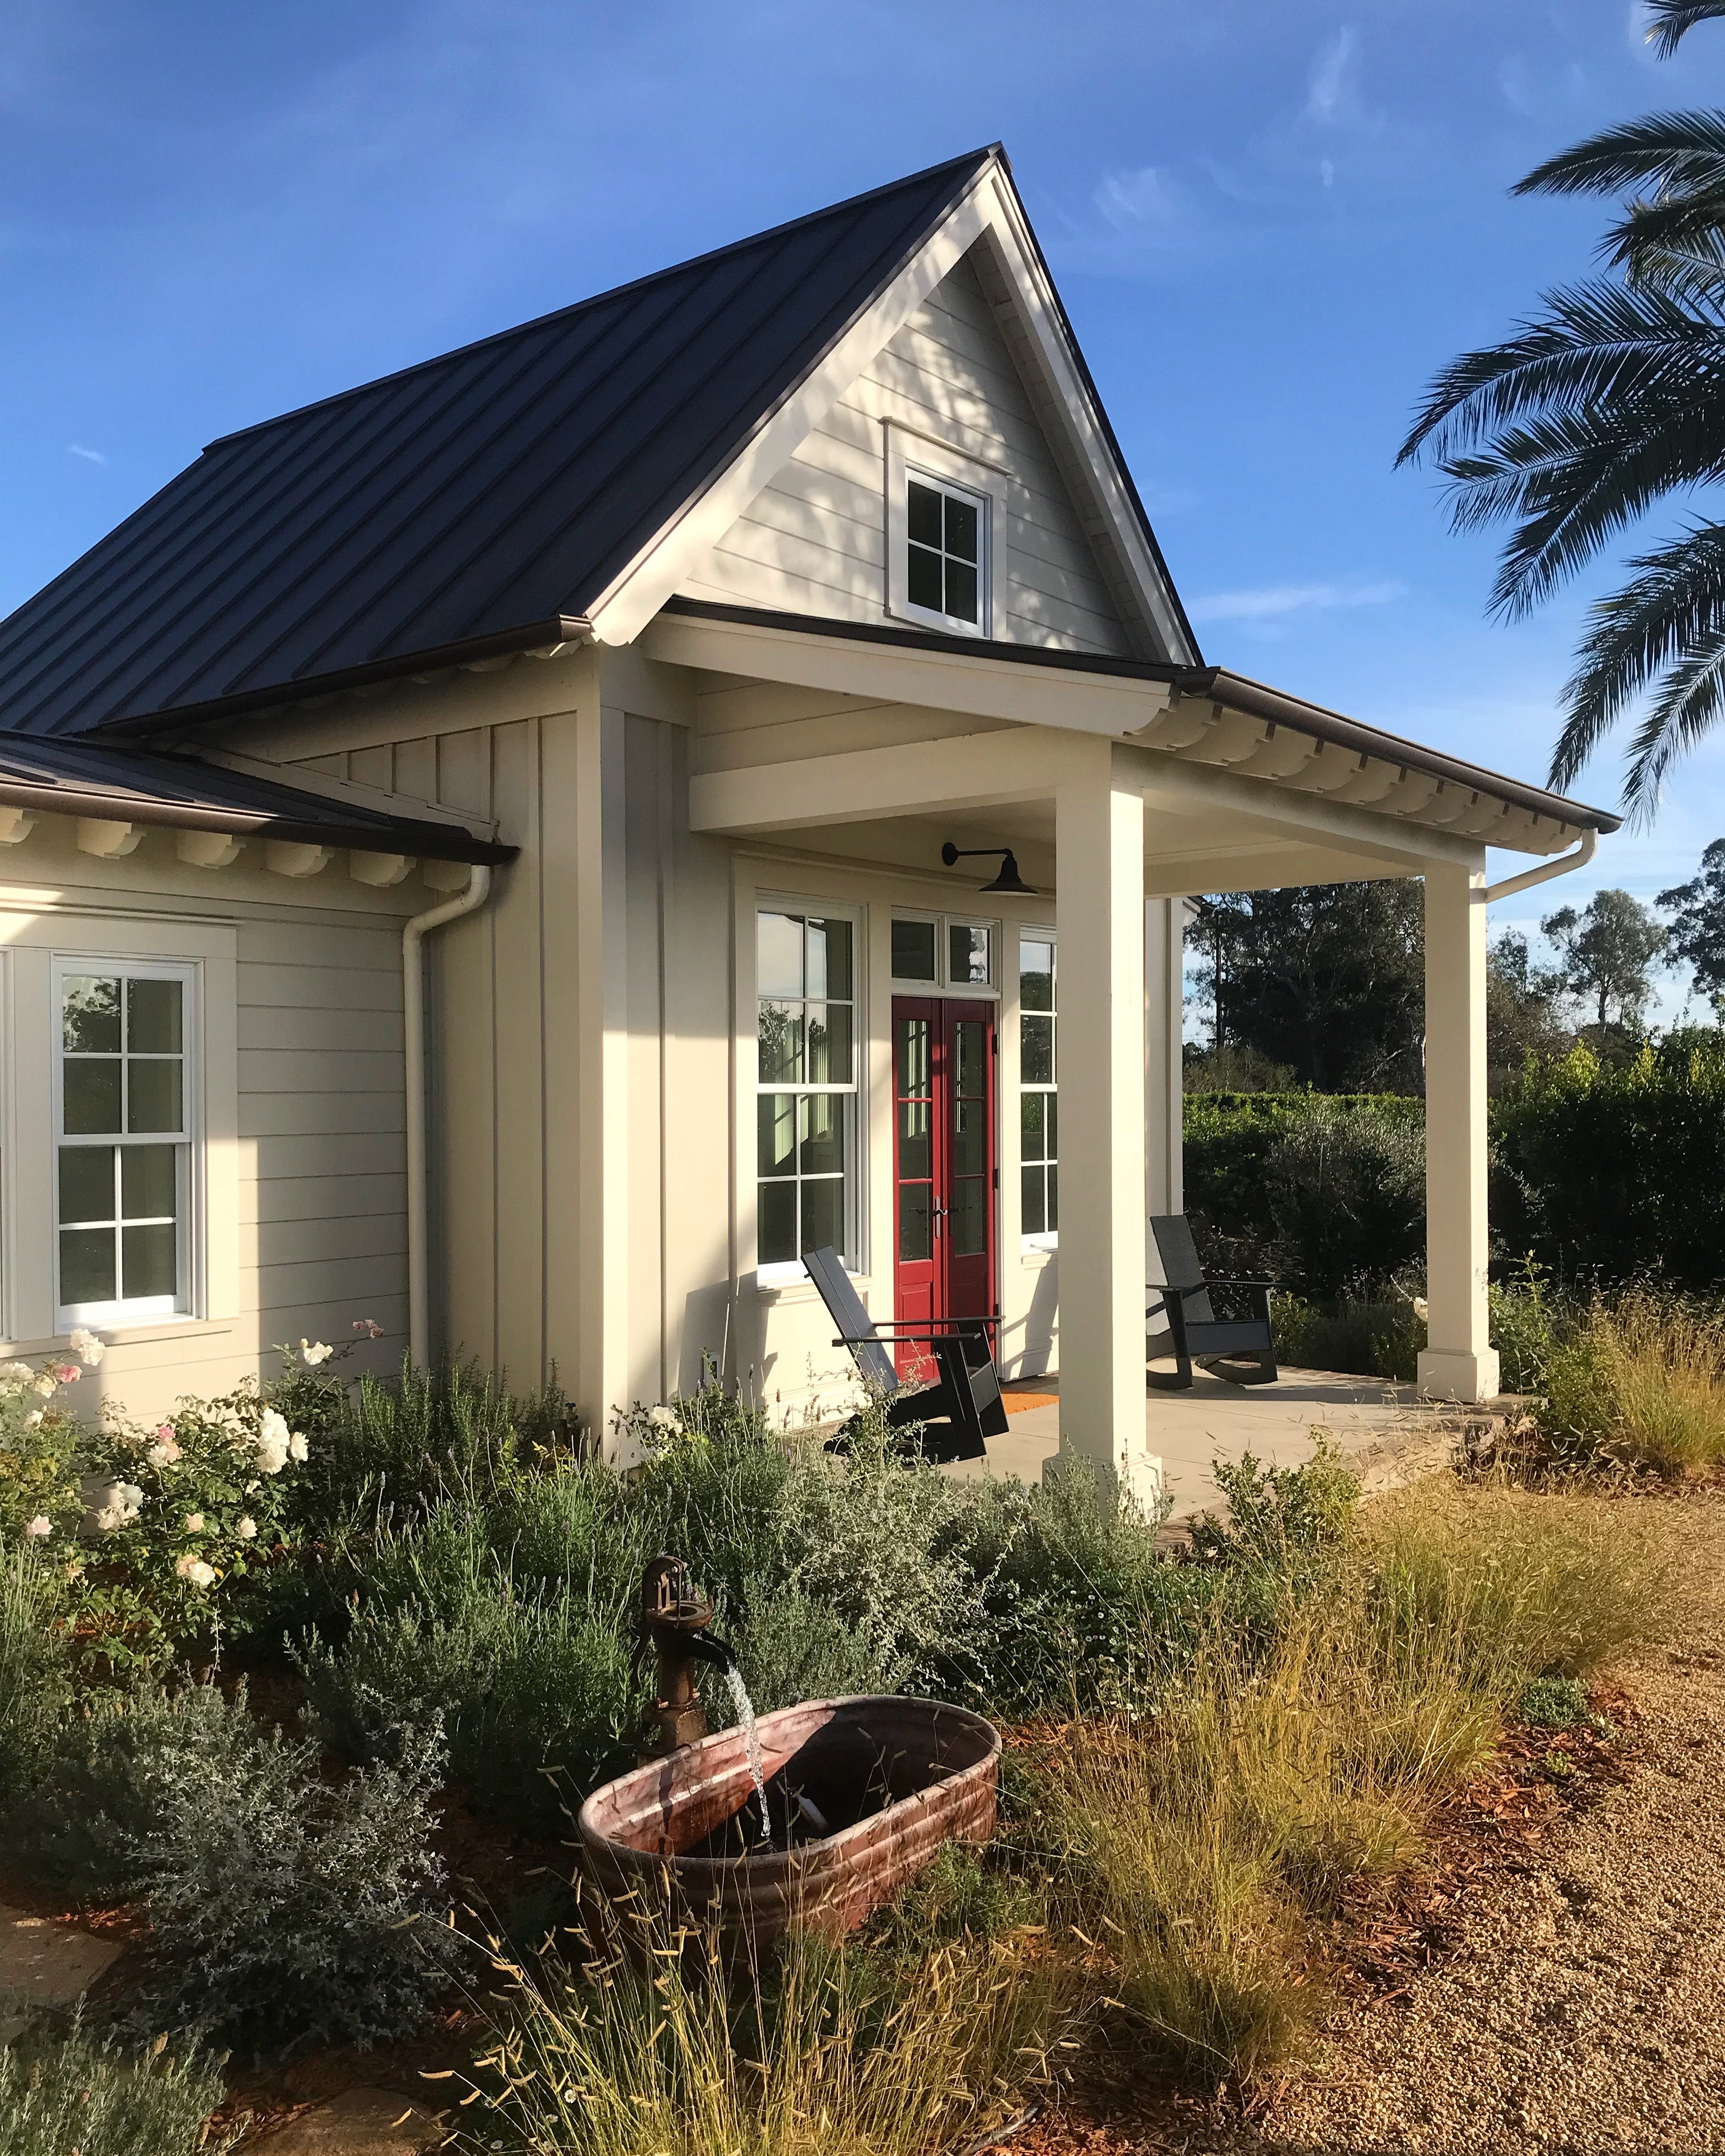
<box><xmin>961</xmin><ymin>1367</ymin><xmax>1475</xmax><ymax>1523</ymax></box>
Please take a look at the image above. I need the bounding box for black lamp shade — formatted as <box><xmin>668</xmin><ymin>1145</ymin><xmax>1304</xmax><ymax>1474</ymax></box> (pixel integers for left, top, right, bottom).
<box><xmin>978</xmin><ymin>849</ymin><xmax>1035</xmax><ymax>897</ymax></box>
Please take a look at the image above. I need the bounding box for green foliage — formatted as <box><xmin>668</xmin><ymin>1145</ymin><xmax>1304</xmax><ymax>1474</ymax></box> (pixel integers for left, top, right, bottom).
<box><xmin>1183</xmin><ymin>1090</ymin><xmax>1426</xmax><ymax>1295</ymax></box>
<box><xmin>1492</xmin><ymin>1035</ymin><xmax>1725</xmax><ymax>1290</ymax></box>
<box><xmin>1541</xmin><ymin>890</ymin><xmax>1668</xmax><ymax>1031</ymax></box>
<box><xmin>1660</xmin><ymin>837</ymin><xmax>1725</xmax><ymax>1015</ymax></box>
<box><xmin>1520</xmin><ymin>1674</ymin><xmax>1591</xmax><ymax>1729</ymax></box>
<box><xmin>1187</xmin><ymin>1443</ymin><xmax>1360</xmax><ymax>1575</ymax></box>
<box><xmin>1270</xmin><ymin>1291</ymin><xmax>1425</xmax><ymax>1383</ymax></box>
<box><xmin>0</xmin><ymin>1545</ymin><xmax>73</xmax><ymax>1805</ymax></box>
<box><xmin>0</xmin><ymin>2024</ymin><xmax>229</xmax><ymax>2156</ymax></box>
<box><xmin>13</xmin><ymin>1679</ymin><xmax>455</xmax><ymax>2060</ymax></box>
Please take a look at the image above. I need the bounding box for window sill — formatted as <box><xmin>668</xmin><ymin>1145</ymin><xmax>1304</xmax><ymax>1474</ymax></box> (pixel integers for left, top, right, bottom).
<box><xmin>755</xmin><ymin>1265</ymin><xmax>872</xmax><ymax>1305</ymax></box>
<box><xmin>2</xmin><ymin>1316</ymin><xmax>235</xmax><ymax>1355</ymax></box>
<box><xmin>1019</xmin><ymin>1238</ymin><xmax>1058</xmax><ymax>1266</ymax></box>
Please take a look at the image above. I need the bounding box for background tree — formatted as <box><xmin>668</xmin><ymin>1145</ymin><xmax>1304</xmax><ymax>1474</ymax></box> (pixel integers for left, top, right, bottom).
<box><xmin>1398</xmin><ymin>0</ymin><xmax>1725</xmax><ymax>813</ymax></box>
<box><xmin>1659</xmin><ymin>835</ymin><xmax>1725</xmax><ymax>1012</ymax></box>
<box><xmin>1189</xmin><ymin>882</ymin><xmax>1424</xmax><ymax>1093</ymax></box>
<box><xmin>1487</xmin><ymin>929</ymin><xmax>1571</xmax><ymax>1088</ymax></box>
<box><xmin>1541</xmin><ymin>887</ymin><xmax>1669</xmax><ymax>1028</ymax></box>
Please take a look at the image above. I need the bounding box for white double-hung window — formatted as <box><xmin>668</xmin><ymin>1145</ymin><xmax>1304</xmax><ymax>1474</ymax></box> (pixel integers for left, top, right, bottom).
<box><xmin>756</xmin><ymin>907</ymin><xmax>857</xmax><ymax>1271</ymax></box>
<box><xmin>1019</xmin><ymin>933</ymin><xmax>1058</xmax><ymax>1251</ymax></box>
<box><xmin>54</xmin><ymin>960</ymin><xmax>195</xmax><ymax>1326</ymax></box>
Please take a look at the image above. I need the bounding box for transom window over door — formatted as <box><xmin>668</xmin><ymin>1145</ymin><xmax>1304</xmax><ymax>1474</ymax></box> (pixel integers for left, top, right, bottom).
<box><xmin>756</xmin><ymin>909</ymin><xmax>857</xmax><ymax>1270</ymax></box>
<box><xmin>906</xmin><ymin>473</ymin><xmax>986</xmax><ymax>629</ymax></box>
<box><xmin>55</xmin><ymin>963</ymin><xmax>195</xmax><ymax>1324</ymax></box>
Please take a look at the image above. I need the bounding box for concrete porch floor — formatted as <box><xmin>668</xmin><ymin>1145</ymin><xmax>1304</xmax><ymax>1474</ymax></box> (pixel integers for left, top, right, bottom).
<box><xmin>950</xmin><ymin>1367</ymin><xmax>1467</xmax><ymax>1522</ymax></box>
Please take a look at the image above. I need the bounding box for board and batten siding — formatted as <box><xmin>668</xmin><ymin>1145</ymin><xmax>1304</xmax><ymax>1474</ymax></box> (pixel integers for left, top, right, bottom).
<box><xmin>677</xmin><ymin>252</ymin><xmax>1131</xmax><ymax>655</ymax></box>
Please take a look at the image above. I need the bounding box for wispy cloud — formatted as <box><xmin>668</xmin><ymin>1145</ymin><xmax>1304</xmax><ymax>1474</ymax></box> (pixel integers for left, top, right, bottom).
<box><xmin>1187</xmin><ymin>578</ymin><xmax>1407</xmax><ymax>625</ymax></box>
<box><xmin>67</xmin><ymin>443</ymin><xmax>107</xmax><ymax>465</ymax></box>
<box><xmin>1305</xmin><ymin>26</ymin><xmax>1359</xmax><ymax>124</ymax></box>
<box><xmin>1093</xmin><ymin>163</ymin><xmax>1182</xmax><ymax>233</ymax></box>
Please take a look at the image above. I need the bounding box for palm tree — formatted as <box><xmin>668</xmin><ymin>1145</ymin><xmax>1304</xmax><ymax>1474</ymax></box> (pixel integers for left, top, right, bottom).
<box><xmin>1398</xmin><ymin>0</ymin><xmax>1725</xmax><ymax>816</ymax></box>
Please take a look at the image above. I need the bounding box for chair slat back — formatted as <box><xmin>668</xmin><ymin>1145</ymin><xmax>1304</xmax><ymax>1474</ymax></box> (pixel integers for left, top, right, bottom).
<box><xmin>1149</xmin><ymin>1214</ymin><xmax>1215</xmax><ymax>1325</ymax></box>
<box><xmin>802</xmin><ymin>1246</ymin><xmax>900</xmax><ymax>1392</ymax></box>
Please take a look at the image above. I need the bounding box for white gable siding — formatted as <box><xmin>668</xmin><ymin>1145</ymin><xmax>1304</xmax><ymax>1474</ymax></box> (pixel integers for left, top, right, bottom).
<box><xmin>678</xmin><ymin>254</ymin><xmax>1132</xmax><ymax>655</ymax></box>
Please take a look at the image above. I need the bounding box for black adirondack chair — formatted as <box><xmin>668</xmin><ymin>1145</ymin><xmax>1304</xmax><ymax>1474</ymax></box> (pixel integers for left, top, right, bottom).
<box><xmin>802</xmin><ymin>1245</ymin><xmax>1009</xmax><ymax>1463</ymax></box>
<box><xmin>1145</xmin><ymin>1214</ymin><xmax>1278</xmax><ymax>1391</ymax></box>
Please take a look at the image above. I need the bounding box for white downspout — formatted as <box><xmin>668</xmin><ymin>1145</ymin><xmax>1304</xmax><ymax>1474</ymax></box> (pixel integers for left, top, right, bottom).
<box><xmin>1483</xmin><ymin>826</ymin><xmax>1597</xmax><ymax>905</ymax></box>
<box><xmin>404</xmin><ymin>865</ymin><xmax>494</xmax><ymax>1366</ymax></box>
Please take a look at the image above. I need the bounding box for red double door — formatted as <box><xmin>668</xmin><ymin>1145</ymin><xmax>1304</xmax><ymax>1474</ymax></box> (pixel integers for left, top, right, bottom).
<box><xmin>891</xmin><ymin>998</ymin><xmax>997</xmax><ymax>1381</ymax></box>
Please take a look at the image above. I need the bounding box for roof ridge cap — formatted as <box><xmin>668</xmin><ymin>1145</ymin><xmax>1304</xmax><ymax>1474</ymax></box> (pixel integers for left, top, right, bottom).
<box><xmin>202</xmin><ymin>145</ymin><xmax>1003</xmax><ymax>456</ymax></box>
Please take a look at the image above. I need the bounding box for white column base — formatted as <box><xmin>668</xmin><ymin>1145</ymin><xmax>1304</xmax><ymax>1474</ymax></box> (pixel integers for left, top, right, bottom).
<box><xmin>1417</xmin><ymin>1348</ymin><xmax>1501</xmax><ymax>1404</ymax></box>
<box><xmin>1054</xmin><ymin>1443</ymin><xmax>1167</xmax><ymax>1520</ymax></box>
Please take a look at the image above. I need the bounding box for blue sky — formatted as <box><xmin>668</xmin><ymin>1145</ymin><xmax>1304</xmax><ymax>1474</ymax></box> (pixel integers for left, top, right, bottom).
<box><xmin>6</xmin><ymin>0</ymin><xmax>1723</xmax><ymax>1012</ymax></box>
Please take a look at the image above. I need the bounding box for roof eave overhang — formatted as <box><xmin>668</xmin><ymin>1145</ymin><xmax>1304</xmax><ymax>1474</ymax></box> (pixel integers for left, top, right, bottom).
<box><xmin>84</xmin><ymin>615</ymin><xmax>592</xmax><ymax>744</ymax></box>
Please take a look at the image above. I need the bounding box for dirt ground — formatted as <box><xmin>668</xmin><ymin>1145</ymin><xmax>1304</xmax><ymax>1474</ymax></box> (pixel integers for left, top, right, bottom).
<box><xmin>1008</xmin><ymin>1490</ymin><xmax>1725</xmax><ymax>2156</ymax></box>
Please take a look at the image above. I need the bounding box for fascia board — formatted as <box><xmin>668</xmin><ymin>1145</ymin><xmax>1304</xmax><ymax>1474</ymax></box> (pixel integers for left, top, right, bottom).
<box><xmin>639</xmin><ymin>609</ymin><xmax>1172</xmax><ymax>735</ymax></box>
<box><xmin>585</xmin><ymin>183</ymin><xmax>997</xmax><ymax>647</ymax></box>
<box><xmin>690</xmin><ymin>727</ymin><xmax>1087</xmax><ymax>834</ymax></box>
<box><xmin>967</xmin><ymin>172</ymin><xmax>1197</xmax><ymax>666</ymax></box>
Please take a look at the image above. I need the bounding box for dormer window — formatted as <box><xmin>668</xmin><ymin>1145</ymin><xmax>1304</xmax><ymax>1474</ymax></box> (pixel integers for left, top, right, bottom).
<box><xmin>906</xmin><ymin>476</ymin><xmax>983</xmax><ymax>626</ymax></box>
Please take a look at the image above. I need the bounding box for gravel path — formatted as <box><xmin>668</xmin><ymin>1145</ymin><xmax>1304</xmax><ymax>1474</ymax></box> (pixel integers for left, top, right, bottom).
<box><xmin>1239</xmin><ymin>1519</ymin><xmax>1725</xmax><ymax>2155</ymax></box>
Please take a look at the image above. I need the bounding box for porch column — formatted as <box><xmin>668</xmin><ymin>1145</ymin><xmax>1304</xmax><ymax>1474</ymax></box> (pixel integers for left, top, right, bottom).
<box><xmin>1055</xmin><ymin>748</ymin><xmax>1161</xmax><ymax>1509</ymax></box>
<box><xmin>1418</xmin><ymin>860</ymin><xmax>1500</xmax><ymax>1401</ymax></box>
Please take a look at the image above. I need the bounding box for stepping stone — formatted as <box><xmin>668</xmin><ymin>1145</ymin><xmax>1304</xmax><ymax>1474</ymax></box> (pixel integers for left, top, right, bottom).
<box><xmin>0</xmin><ymin>1902</ymin><xmax>123</xmax><ymax>2029</ymax></box>
<box><xmin>264</xmin><ymin>2088</ymin><xmax>444</xmax><ymax>2154</ymax></box>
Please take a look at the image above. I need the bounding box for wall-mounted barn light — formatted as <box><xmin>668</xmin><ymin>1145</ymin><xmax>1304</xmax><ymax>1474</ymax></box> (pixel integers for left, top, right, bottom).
<box><xmin>940</xmin><ymin>841</ymin><xmax>1038</xmax><ymax>897</ymax></box>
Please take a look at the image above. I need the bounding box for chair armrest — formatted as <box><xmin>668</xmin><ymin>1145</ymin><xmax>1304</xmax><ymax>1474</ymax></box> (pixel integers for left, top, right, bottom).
<box><xmin>1147</xmin><ymin>1280</ymin><xmax>1213</xmax><ymax>1307</ymax></box>
<box><xmin>832</xmin><ymin>1319</ymin><xmax>999</xmax><ymax>1347</ymax></box>
<box><xmin>1204</xmin><ymin>1275</ymin><xmax>1278</xmax><ymax>1292</ymax></box>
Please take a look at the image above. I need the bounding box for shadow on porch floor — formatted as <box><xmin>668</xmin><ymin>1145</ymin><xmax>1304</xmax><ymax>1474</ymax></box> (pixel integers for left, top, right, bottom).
<box><xmin>949</xmin><ymin>1367</ymin><xmax>1468</xmax><ymax>1523</ymax></box>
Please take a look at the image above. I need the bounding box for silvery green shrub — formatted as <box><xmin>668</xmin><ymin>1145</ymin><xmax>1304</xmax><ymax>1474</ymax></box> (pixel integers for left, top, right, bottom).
<box><xmin>0</xmin><ymin>2021</ymin><xmax>229</xmax><ymax>2156</ymax></box>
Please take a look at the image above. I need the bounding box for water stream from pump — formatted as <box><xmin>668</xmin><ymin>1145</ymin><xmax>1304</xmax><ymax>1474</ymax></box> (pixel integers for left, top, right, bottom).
<box><xmin>724</xmin><ymin>1665</ymin><xmax>772</xmax><ymax>1844</ymax></box>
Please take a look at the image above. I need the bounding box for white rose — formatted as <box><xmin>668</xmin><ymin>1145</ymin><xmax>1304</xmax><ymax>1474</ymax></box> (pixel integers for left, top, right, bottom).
<box><xmin>24</xmin><ymin>1515</ymin><xmax>51</xmax><ymax>1539</ymax></box>
<box><xmin>0</xmin><ymin>1361</ymin><xmax>34</xmax><ymax>1388</ymax></box>
<box><xmin>649</xmin><ymin>1405</ymin><xmax>679</xmax><ymax>1430</ymax></box>
<box><xmin>299</xmin><ymin>1339</ymin><xmax>334</xmax><ymax>1367</ymax></box>
<box><xmin>236</xmin><ymin>1516</ymin><xmax>257</xmax><ymax>1541</ymax></box>
<box><xmin>184</xmin><ymin>1511</ymin><xmax>204</xmax><ymax>1533</ymax></box>
<box><xmin>287</xmin><ymin>1432</ymin><xmax>309</xmax><ymax>1462</ymax></box>
<box><xmin>175</xmin><ymin>1554</ymin><xmax>216</xmax><ymax>1588</ymax></box>
<box><xmin>67</xmin><ymin>1328</ymin><xmax>106</xmax><ymax>1368</ymax></box>
<box><xmin>25</xmin><ymin>1411</ymin><xmax>42</xmax><ymax>1430</ymax></box>
<box><xmin>254</xmin><ymin>1407</ymin><xmax>291</xmax><ymax>1476</ymax></box>
<box><xmin>80</xmin><ymin>1475</ymin><xmax>143</xmax><ymax>1533</ymax></box>
<box><xmin>32</xmin><ymin>1373</ymin><xmax>57</xmax><ymax>1399</ymax></box>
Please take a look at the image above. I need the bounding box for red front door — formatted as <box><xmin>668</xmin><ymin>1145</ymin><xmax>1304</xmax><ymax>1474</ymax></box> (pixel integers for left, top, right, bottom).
<box><xmin>892</xmin><ymin>998</ymin><xmax>997</xmax><ymax>1379</ymax></box>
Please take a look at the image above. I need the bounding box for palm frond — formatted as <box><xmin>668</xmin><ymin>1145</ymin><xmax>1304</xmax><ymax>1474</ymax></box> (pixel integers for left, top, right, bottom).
<box><xmin>1550</xmin><ymin>521</ymin><xmax>1725</xmax><ymax>807</ymax></box>
<box><xmin>1644</xmin><ymin>0</ymin><xmax>1725</xmax><ymax>60</ymax></box>
<box><xmin>1609</xmin><ymin>206</ymin><xmax>1725</xmax><ymax>300</ymax></box>
<box><xmin>1516</xmin><ymin>108</ymin><xmax>1725</xmax><ymax>198</ymax></box>
<box><xmin>1397</xmin><ymin>276</ymin><xmax>1725</xmax><ymax>467</ymax></box>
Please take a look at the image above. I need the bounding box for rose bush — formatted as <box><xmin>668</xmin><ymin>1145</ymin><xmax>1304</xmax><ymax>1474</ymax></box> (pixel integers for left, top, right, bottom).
<box><xmin>0</xmin><ymin>1330</ymin><xmax>107</xmax><ymax>1540</ymax></box>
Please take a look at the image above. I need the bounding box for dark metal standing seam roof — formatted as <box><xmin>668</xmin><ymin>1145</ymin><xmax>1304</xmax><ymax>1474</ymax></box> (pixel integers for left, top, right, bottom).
<box><xmin>1</xmin><ymin>148</ymin><xmax>1005</xmax><ymax>741</ymax></box>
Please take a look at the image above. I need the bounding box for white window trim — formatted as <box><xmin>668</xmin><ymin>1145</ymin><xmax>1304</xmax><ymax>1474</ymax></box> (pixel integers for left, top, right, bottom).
<box><xmin>888</xmin><ymin>910</ymin><xmax>1001</xmax><ymax>998</ymax></box>
<box><xmin>884</xmin><ymin>424</ymin><xmax>995</xmax><ymax>638</ymax></box>
<box><xmin>0</xmin><ymin>911</ymin><xmax>236</xmax><ymax>1352</ymax></box>
<box><xmin>1018</xmin><ymin>925</ymin><xmax>1058</xmax><ymax>1254</ymax></box>
<box><xmin>754</xmin><ymin>895</ymin><xmax>866</xmax><ymax>1286</ymax></box>
<box><xmin>51</xmin><ymin>954</ymin><xmax>203</xmax><ymax>1331</ymax></box>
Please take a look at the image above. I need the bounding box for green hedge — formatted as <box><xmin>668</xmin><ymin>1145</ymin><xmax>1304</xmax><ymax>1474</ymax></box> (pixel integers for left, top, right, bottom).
<box><xmin>1492</xmin><ymin>1036</ymin><xmax>1725</xmax><ymax>1291</ymax></box>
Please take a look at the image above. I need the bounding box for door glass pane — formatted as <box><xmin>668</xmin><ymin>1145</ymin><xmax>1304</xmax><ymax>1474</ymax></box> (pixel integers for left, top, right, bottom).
<box><xmin>953</xmin><ymin>1099</ymin><xmax>984</xmax><ymax>1178</ymax></box>
<box><xmin>59</xmin><ymin>1145</ymin><xmax>115</xmax><ymax>1226</ymax></box>
<box><xmin>1022</xmin><ymin>1092</ymin><xmax>1045</xmax><ymax>1164</ymax></box>
<box><xmin>898</xmin><ymin>1099</ymin><xmax>930</xmax><ymax>1181</ymax></box>
<box><xmin>758</xmin><ymin>1004</ymin><xmax>802</xmax><ymax>1085</ymax></box>
<box><xmin>892</xmin><ymin>919</ymin><xmax>937</xmax><ymax>980</ymax></box>
<box><xmin>64</xmin><ymin>1060</ymin><xmax>122</xmax><ymax>1134</ymax></box>
<box><xmin>60</xmin><ymin>1227</ymin><xmax>115</xmax><ymax>1306</ymax></box>
<box><xmin>897</xmin><ymin>1016</ymin><xmax>930</xmax><ymax>1094</ymax></box>
<box><xmin>899</xmin><ymin>1183</ymin><xmax>931</xmax><ymax>1262</ymax></box>
<box><xmin>954</xmin><ymin>1021</ymin><xmax>985</xmax><ymax>1099</ymax></box>
<box><xmin>1021</xmin><ymin>1014</ymin><xmax>1054</xmax><ymax>1087</ymax></box>
<box><xmin>1019</xmin><ymin>939</ymin><xmax>1053</xmax><ymax>1011</ymax></box>
<box><xmin>951</xmin><ymin>1177</ymin><xmax>985</xmax><ymax>1256</ymax></box>
<box><xmin>801</xmin><ymin>1178</ymin><xmax>844</xmax><ymax>1258</ymax></box>
<box><xmin>758</xmin><ymin>1179</ymin><xmax>796</xmax><ymax>1263</ymax></box>
<box><xmin>122</xmin><ymin>1222</ymin><xmax>176</xmax><ymax>1300</ymax></box>
<box><xmin>1021</xmin><ymin>1166</ymin><xmax>1046</xmax><ymax>1236</ymax></box>
<box><xmin>127</xmin><ymin>1060</ymin><xmax>183</xmax><ymax>1135</ymax></box>
<box><xmin>757</xmin><ymin>912</ymin><xmax>804</xmax><ymax>999</ymax></box>
<box><xmin>949</xmin><ymin>924</ymin><xmax>991</xmax><ymax>986</ymax></box>
<box><xmin>806</xmin><ymin>917</ymin><xmax>852</xmax><ymax>1002</ymax></box>
<box><xmin>62</xmin><ymin>976</ymin><xmax>120</xmax><ymax>1052</ymax></box>
<box><xmin>758</xmin><ymin>1095</ymin><xmax>796</xmax><ymax>1179</ymax></box>
<box><xmin>122</xmin><ymin>1144</ymin><xmax>177</xmax><ymax>1219</ymax></box>
<box><xmin>126</xmin><ymin>978</ymin><xmax>182</xmax><ymax>1054</ymax></box>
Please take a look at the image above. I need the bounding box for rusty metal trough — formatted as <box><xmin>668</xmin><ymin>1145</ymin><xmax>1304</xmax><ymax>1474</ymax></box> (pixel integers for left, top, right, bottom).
<box><xmin>577</xmin><ymin>1693</ymin><xmax>1001</xmax><ymax>1952</ymax></box>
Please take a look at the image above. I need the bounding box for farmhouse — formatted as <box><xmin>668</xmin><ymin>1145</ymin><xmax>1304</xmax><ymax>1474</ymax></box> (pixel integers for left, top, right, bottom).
<box><xmin>0</xmin><ymin>147</ymin><xmax>1617</xmax><ymax>1499</ymax></box>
